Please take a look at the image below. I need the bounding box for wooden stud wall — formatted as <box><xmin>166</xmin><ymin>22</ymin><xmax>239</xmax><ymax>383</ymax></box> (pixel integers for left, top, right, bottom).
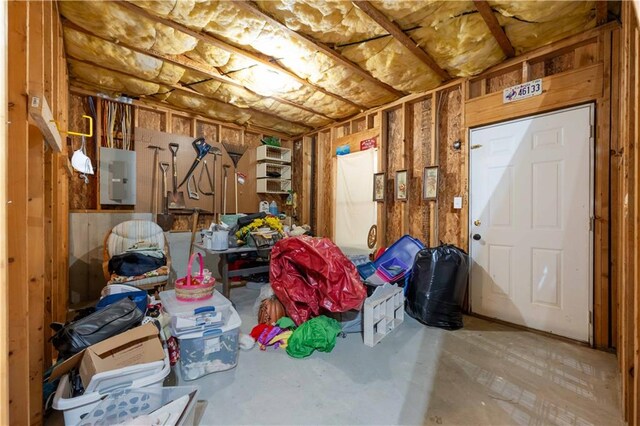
<box><xmin>615</xmin><ymin>2</ymin><xmax>640</xmax><ymax>423</ymax></box>
<box><xmin>6</xmin><ymin>1</ymin><xmax>69</xmax><ymax>424</ymax></box>
<box><xmin>302</xmin><ymin>23</ymin><xmax>620</xmax><ymax>353</ymax></box>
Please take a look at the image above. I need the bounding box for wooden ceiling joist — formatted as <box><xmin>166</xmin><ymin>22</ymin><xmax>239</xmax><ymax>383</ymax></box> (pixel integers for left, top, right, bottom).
<box><xmin>68</xmin><ymin>56</ymin><xmax>313</xmax><ymax>131</ymax></box>
<box><xmin>473</xmin><ymin>0</ymin><xmax>515</xmax><ymax>58</ymax></box>
<box><xmin>351</xmin><ymin>0</ymin><xmax>450</xmax><ymax>81</ymax></box>
<box><xmin>61</xmin><ymin>20</ymin><xmax>335</xmax><ymax>122</ymax></box>
<box><xmin>117</xmin><ymin>1</ymin><xmax>368</xmax><ymax>111</ymax></box>
<box><xmin>234</xmin><ymin>0</ymin><xmax>405</xmax><ymax>99</ymax></box>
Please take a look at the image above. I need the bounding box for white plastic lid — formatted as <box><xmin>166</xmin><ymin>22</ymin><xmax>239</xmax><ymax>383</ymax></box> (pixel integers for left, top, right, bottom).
<box><xmin>171</xmin><ymin>306</ymin><xmax>241</xmax><ymax>339</ymax></box>
<box><xmin>160</xmin><ymin>289</ymin><xmax>232</xmax><ymax>318</ymax></box>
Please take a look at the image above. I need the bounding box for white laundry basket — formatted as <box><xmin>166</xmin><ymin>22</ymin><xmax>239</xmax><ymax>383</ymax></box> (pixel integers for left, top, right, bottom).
<box><xmin>52</xmin><ymin>351</ymin><xmax>170</xmax><ymax>425</ymax></box>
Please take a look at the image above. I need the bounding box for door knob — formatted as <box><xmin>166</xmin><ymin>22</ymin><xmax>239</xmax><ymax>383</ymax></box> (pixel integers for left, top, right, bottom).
<box><xmin>473</xmin><ymin>234</ymin><xmax>482</xmax><ymax>241</ymax></box>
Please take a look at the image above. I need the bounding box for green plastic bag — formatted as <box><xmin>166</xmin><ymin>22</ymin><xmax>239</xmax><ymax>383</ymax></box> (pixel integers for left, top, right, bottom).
<box><xmin>286</xmin><ymin>316</ymin><xmax>342</xmax><ymax>358</ymax></box>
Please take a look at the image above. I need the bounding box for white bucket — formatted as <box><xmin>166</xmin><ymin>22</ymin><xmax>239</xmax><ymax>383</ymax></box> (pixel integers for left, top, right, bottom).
<box><xmin>211</xmin><ymin>230</ymin><xmax>229</xmax><ymax>250</ymax></box>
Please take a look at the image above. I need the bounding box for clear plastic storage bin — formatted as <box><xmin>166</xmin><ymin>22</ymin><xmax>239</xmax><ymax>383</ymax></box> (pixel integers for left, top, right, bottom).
<box><xmin>79</xmin><ymin>386</ymin><xmax>199</xmax><ymax>426</ymax></box>
<box><xmin>171</xmin><ymin>307</ymin><xmax>241</xmax><ymax>381</ymax></box>
<box><xmin>160</xmin><ymin>289</ymin><xmax>232</xmax><ymax>321</ymax></box>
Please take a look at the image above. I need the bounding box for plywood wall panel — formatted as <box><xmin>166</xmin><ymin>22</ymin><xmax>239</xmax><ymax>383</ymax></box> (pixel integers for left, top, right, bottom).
<box><xmin>315</xmin><ymin>131</ymin><xmax>333</xmax><ymax>238</ymax></box>
<box><xmin>138</xmin><ymin>107</ymin><xmax>166</xmax><ymax>132</ymax></box>
<box><xmin>437</xmin><ymin>87</ymin><xmax>466</xmax><ymax>248</ymax></box>
<box><xmin>68</xmin><ymin>93</ymin><xmax>97</xmax><ymax>210</ymax></box>
<box><xmin>171</xmin><ymin>115</ymin><xmax>193</xmax><ymax>137</ymax></box>
<box><xmin>196</xmin><ymin>121</ymin><xmax>218</xmax><ymax>143</ymax></box>
<box><xmin>487</xmin><ymin>68</ymin><xmax>521</xmax><ymax>94</ymax></box>
<box><xmin>409</xmin><ymin>98</ymin><xmax>433</xmax><ymax>244</ymax></box>
<box><xmin>220</xmin><ymin>126</ymin><xmax>242</xmax><ymax>147</ymax></box>
<box><xmin>385</xmin><ymin>107</ymin><xmax>404</xmax><ymax>244</ymax></box>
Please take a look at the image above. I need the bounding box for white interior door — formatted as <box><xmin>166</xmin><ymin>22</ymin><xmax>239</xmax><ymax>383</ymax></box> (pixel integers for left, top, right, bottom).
<box><xmin>470</xmin><ymin>105</ymin><xmax>593</xmax><ymax>342</ymax></box>
<box><xmin>334</xmin><ymin>149</ymin><xmax>377</xmax><ymax>253</ymax></box>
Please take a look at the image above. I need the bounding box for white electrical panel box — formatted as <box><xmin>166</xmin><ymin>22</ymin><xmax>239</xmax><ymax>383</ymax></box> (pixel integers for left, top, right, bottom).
<box><xmin>100</xmin><ymin>147</ymin><xmax>137</xmax><ymax>205</ymax></box>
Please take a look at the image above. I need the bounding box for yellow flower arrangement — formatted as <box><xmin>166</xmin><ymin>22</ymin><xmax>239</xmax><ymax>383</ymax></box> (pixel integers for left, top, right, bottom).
<box><xmin>236</xmin><ymin>216</ymin><xmax>284</xmax><ymax>240</ymax></box>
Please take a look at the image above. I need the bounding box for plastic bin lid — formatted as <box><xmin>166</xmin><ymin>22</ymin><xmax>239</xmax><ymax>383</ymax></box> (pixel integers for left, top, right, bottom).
<box><xmin>171</xmin><ymin>306</ymin><xmax>241</xmax><ymax>339</ymax></box>
<box><xmin>160</xmin><ymin>289</ymin><xmax>231</xmax><ymax>317</ymax></box>
<box><xmin>80</xmin><ymin>386</ymin><xmax>199</xmax><ymax>426</ymax></box>
<box><xmin>374</xmin><ymin>235</ymin><xmax>424</xmax><ymax>270</ymax></box>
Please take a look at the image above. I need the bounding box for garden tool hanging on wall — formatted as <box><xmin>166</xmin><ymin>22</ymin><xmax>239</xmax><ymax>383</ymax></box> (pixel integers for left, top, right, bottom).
<box><xmin>168</xmin><ymin>143</ymin><xmax>186</xmax><ymax>210</ymax></box>
<box><xmin>157</xmin><ymin>162</ymin><xmax>174</xmax><ymax>231</ymax></box>
<box><xmin>187</xmin><ymin>175</ymin><xmax>200</xmax><ymax>200</ymax></box>
<box><xmin>71</xmin><ymin>135</ymin><xmax>94</xmax><ymax>184</ymax></box>
<box><xmin>178</xmin><ymin>137</ymin><xmax>212</xmax><ymax>188</ymax></box>
<box><xmin>221</xmin><ymin>141</ymin><xmax>248</xmax><ymax>214</ymax></box>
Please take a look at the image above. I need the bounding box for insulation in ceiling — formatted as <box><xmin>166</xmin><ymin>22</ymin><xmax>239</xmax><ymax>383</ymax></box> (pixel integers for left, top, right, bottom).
<box><xmin>60</xmin><ymin>0</ymin><xmax>601</xmax><ymax>136</ymax></box>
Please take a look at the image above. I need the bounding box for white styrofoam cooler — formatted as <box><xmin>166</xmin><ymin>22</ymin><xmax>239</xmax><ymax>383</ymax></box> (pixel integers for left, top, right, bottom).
<box><xmin>171</xmin><ymin>307</ymin><xmax>241</xmax><ymax>381</ymax></box>
<box><xmin>52</xmin><ymin>351</ymin><xmax>170</xmax><ymax>425</ymax></box>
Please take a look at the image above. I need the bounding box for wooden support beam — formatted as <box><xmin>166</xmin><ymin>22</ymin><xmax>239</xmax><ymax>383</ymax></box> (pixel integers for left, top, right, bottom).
<box><xmin>28</xmin><ymin>94</ymin><xmax>63</xmax><ymax>151</ymax></box>
<box><xmin>7</xmin><ymin>1</ymin><xmax>31</xmax><ymax>422</ymax></box>
<box><xmin>351</xmin><ymin>1</ymin><xmax>450</xmax><ymax>81</ymax></box>
<box><xmin>473</xmin><ymin>0</ymin><xmax>515</xmax><ymax>58</ymax></box>
<box><xmin>235</xmin><ymin>1</ymin><xmax>405</xmax><ymax>98</ymax></box>
<box><xmin>61</xmin><ymin>20</ymin><xmax>335</xmax><ymax>122</ymax></box>
<box><xmin>0</xmin><ymin>1</ymin><xmax>8</xmax><ymax>424</ymax></box>
<box><xmin>116</xmin><ymin>1</ymin><xmax>367</xmax><ymax>111</ymax></box>
<box><xmin>67</xmin><ymin>57</ymin><xmax>314</xmax><ymax>131</ymax></box>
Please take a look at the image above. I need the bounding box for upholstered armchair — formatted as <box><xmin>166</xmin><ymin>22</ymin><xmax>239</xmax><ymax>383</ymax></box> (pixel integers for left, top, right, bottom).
<box><xmin>102</xmin><ymin>220</ymin><xmax>172</xmax><ymax>293</ymax></box>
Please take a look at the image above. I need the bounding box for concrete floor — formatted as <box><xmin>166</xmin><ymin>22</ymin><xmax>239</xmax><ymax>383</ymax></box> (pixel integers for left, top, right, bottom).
<box><xmin>168</xmin><ymin>286</ymin><xmax>623</xmax><ymax>426</ymax></box>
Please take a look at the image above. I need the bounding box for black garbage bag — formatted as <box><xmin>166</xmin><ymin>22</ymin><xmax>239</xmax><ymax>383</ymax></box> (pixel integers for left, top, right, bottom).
<box><xmin>405</xmin><ymin>244</ymin><xmax>469</xmax><ymax>330</ymax></box>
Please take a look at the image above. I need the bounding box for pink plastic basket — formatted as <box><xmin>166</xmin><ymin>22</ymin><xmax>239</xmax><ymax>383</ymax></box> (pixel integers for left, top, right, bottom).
<box><xmin>175</xmin><ymin>253</ymin><xmax>215</xmax><ymax>302</ymax></box>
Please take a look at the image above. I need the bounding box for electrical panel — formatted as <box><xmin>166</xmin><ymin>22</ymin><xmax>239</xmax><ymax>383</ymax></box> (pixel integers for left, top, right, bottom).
<box><xmin>100</xmin><ymin>147</ymin><xmax>136</xmax><ymax>205</ymax></box>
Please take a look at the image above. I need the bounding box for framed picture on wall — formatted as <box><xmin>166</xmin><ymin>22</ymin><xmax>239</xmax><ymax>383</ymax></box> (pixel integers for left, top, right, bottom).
<box><xmin>395</xmin><ymin>170</ymin><xmax>408</xmax><ymax>201</ymax></box>
<box><xmin>373</xmin><ymin>172</ymin><xmax>385</xmax><ymax>202</ymax></box>
<box><xmin>423</xmin><ymin>166</ymin><xmax>439</xmax><ymax>200</ymax></box>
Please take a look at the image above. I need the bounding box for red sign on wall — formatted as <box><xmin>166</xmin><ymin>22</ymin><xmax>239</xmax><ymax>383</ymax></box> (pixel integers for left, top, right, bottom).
<box><xmin>360</xmin><ymin>137</ymin><xmax>377</xmax><ymax>151</ymax></box>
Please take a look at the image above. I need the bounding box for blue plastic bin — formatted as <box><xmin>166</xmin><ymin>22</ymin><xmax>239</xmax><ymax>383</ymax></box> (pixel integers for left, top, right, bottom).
<box><xmin>356</xmin><ymin>262</ymin><xmax>377</xmax><ymax>279</ymax></box>
<box><xmin>374</xmin><ymin>235</ymin><xmax>424</xmax><ymax>271</ymax></box>
<box><xmin>379</xmin><ymin>257</ymin><xmax>409</xmax><ymax>279</ymax></box>
<box><xmin>96</xmin><ymin>291</ymin><xmax>148</xmax><ymax>314</ymax></box>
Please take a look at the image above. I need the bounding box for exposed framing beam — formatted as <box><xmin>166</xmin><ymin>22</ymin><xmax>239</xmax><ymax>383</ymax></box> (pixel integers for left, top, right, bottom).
<box><xmin>234</xmin><ymin>0</ymin><xmax>405</xmax><ymax>98</ymax></box>
<box><xmin>70</xmin><ymin>84</ymin><xmax>298</xmax><ymax>139</ymax></box>
<box><xmin>351</xmin><ymin>1</ymin><xmax>451</xmax><ymax>81</ymax></box>
<box><xmin>61</xmin><ymin>20</ymin><xmax>335</xmax><ymax>122</ymax></box>
<box><xmin>67</xmin><ymin>57</ymin><xmax>313</xmax><ymax>131</ymax></box>
<box><xmin>473</xmin><ymin>0</ymin><xmax>515</xmax><ymax>58</ymax></box>
<box><xmin>116</xmin><ymin>1</ymin><xmax>367</xmax><ymax>111</ymax></box>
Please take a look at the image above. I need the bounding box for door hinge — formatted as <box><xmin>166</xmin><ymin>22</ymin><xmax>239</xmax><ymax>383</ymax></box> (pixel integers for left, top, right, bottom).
<box><xmin>589</xmin><ymin>311</ymin><xmax>593</xmax><ymax>325</ymax></box>
<box><xmin>589</xmin><ymin>216</ymin><xmax>595</xmax><ymax>231</ymax></box>
<box><xmin>590</xmin><ymin>124</ymin><xmax>595</xmax><ymax>138</ymax></box>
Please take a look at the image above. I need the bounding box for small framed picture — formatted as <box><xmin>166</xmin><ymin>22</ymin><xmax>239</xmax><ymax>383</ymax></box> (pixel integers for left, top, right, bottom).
<box><xmin>373</xmin><ymin>172</ymin><xmax>385</xmax><ymax>202</ymax></box>
<box><xmin>423</xmin><ymin>166</ymin><xmax>439</xmax><ymax>200</ymax></box>
<box><xmin>395</xmin><ymin>170</ymin><xmax>408</xmax><ymax>201</ymax></box>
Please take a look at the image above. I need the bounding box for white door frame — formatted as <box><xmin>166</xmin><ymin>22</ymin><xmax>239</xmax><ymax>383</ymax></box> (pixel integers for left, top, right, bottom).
<box><xmin>467</xmin><ymin>104</ymin><xmax>595</xmax><ymax>344</ymax></box>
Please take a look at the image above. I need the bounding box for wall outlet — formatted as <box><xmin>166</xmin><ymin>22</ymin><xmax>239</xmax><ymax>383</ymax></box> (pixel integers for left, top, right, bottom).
<box><xmin>453</xmin><ymin>196</ymin><xmax>463</xmax><ymax>209</ymax></box>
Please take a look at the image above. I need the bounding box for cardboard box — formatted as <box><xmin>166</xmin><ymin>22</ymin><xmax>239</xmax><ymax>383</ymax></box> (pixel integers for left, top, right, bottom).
<box><xmin>50</xmin><ymin>323</ymin><xmax>164</xmax><ymax>388</ymax></box>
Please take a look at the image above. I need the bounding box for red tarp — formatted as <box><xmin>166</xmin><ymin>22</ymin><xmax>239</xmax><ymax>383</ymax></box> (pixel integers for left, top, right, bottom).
<box><xmin>270</xmin><ymin>236</ymin><xmax>367</xmax><ymax>325</ymax></box>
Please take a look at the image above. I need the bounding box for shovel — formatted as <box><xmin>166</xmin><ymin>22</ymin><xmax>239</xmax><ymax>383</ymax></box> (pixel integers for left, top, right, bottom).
<box><xmin>157</xmin><ymin>162</ymin><xmax>174</xmax><ymax>231</ymax></box>
<box><xmin>168</xmin><ymin>143</ymin><xmax>186</xmax><ymax>210</ymax></box>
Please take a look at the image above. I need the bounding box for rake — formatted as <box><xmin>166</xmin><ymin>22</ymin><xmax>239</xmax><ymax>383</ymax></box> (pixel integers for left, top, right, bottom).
<box><xmin>222</xmin><ymin>141</ymin><xmax>248</xmax><ymax>214</ymax></box>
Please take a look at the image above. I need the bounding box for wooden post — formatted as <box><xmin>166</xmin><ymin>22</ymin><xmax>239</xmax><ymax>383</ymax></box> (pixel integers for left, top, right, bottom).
<box><xmin>0</xmin><ymin>0</ymin><xmax>9</xmax><ymax>423</ymax></box>
<box><xmin>7</xmin><ymin>1</ymin><xmax>32</xmax><ymax>422</ymax></box>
